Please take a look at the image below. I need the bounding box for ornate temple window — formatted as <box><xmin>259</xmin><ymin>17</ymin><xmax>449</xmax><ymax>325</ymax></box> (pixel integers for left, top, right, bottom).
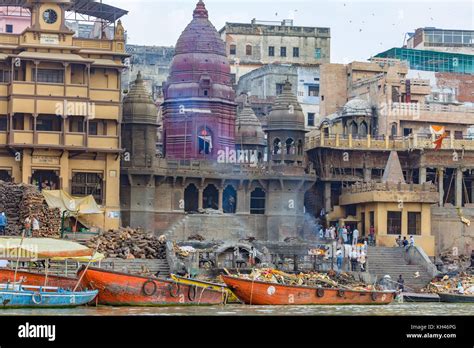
<box><xmin>286</xmin><ymin>138</ymin><xmax>295</xmax><ymax>155</ymax></box>
<box><xmin>359</xmin><ymin>121</ymin><xmax>368</xmax><ymax>137</ymax></box>
<box><xmin>273</xmin><ymin>138</ymin><xmax>281</xmax><ymax>155</ymax></box>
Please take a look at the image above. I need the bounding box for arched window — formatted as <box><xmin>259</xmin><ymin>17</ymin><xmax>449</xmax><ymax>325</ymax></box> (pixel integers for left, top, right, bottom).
<box><xmin>198</xmin><ymin>127</ymin><xmax>213</xmax><ymax>155</ymax></box>
<box><xmin>203</xmin><ymin>184</ymin><xmax>218</xmax><ymax>210</ymax></box>
<box><xmin>286</xmin><ymin>138</ymin><xmax>295</xmax><ymax>155</ymax></box>
<box><xmin>184</xmin><ymin>184</ymin><xmax>199</xmax><ymax>213</ymax></box>
<box><xmin>250</xmin><ymin>188</ymin><xmax>266</xmax><ymax>215</ymax></box>
<box><xmin>223</xmin><ymin>185</ymin><xmax>237</xmax><ymax>214</ymax></box>
<box><xmin>246</xmin><ymin>44</ymin><xmax>252</xmax><ymax>56</ymax></box>
<box><xmin>349</xmin><ymin>121</ymin><xmax>358</xmax><ymax>137</ymax></box>
<box><xmin>359</xmin><ymin>121</ymin><xmax>368</xmax><ymax>137</ymax></box>
<box><xmin>273</xmin><ymin>138</ymin><xmax>281</xmax><ymax>155</ymax></box>
<box><xmin>297</xmin><ymin>139</ymin><xmax>303</xmax><ymax>156</ymax></box>
<box><xmin>391</xmin><ymin>123</ymin><xmax>398</xmax><ymax>137</ymax></box>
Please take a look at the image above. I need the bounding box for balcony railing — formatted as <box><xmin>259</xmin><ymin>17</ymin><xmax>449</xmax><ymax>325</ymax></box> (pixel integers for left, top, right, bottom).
<box><xmin>306</xmin><ymin>133</ymin><xmax>474</xmax><ymax>151</ymax></box>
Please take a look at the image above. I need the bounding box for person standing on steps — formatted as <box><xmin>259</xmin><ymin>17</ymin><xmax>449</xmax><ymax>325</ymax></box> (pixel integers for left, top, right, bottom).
<box><xmin>397</xmin><ymin>275</ymin><xmax>405</xmax><ymax>292</ymax></box>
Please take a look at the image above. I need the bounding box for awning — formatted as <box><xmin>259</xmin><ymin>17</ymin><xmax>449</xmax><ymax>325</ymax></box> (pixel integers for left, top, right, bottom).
<box><xmin>42</xmin><ymin>190</ymin><xmax>103</xmax><ymax>215</ymax></box>
<box><xmin>92</xmin><ymin>58</ymin><xmax>125</xmax><ymax>68</ymax></box>
<box><xmin>16</xmin><ymin>51</ymin><xmax>94</xmax><ymax>63</ymax></box>
<box><xmin>0</xmin><ymin>238</ymin><xmax>94</xmax><ymax>260</ymax></box>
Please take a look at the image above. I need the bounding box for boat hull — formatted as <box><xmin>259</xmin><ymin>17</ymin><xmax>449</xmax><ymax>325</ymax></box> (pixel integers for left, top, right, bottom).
<box><xmin>0</xmin><ymin>269</ymin><xmax>80</xmax><ymax>290</ymax></box>
<box><xmin>439</xmin><ymin>293</ymin><xmax>474</xmax><ymax>303</ymax></box>
<box><xmin>222</xmin><ymin>275</ymin><xmax>396</xmax><ymax>305</ymax></box>
<box><xmin>78</xmin><ymin>266</ymin><xmax>225</xmax><ymax>306</ymax></box>
<box><xmin>0</xmin><ymin>287</ymin><xmax>98</xmax><ymax>308</ymax></box>
<box><xmin>170</xmin><ymin>274</ymin><xmax>241</xmax><ymax>303</ymax></box>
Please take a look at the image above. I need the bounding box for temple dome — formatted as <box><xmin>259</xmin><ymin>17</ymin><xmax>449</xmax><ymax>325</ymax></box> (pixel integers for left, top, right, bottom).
<box><xmin>236</xmin><ymin>102</ymin><xmax>266</xmax><ymax>147</ymax></box>
<box><xmin>123</xmin><ymin>71</ymin><xmax>158</xmax><ymax>125</ymax></box>
<box><xmin>342</xmin><ymin>98</ymin><xmax>372</xmax><ymax>117</ymax></box>
<box><xmin>266</xmin><ymin>80</ymin><xmax>306</xmax><ymax>131</ymax></box>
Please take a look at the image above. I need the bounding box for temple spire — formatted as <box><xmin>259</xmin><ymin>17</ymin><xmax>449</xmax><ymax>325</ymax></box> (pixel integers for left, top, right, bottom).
<box><xmin>382</xmin><ymin>151</ymin><xmax>406</xmax><ymax>184</ymax></box>
<box><xmin>193</xmin><ymin>0</ymin><xmax>208</xmax><ymax>19</ymax></box>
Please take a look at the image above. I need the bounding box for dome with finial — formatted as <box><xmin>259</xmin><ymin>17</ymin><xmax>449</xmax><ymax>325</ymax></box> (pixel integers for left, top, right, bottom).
<box><xmin>266</xmin><ymin>80</ymin><xmax>306</xmax><ymax>132</ymax></box>
<box><xmin>123</xmin><ymin>71</ymin><xmax>158</xmax><ymax>125</ymax></box>
<box><xmin>164</xmin><ymin>0</ymin><xmax>234</xmax><ymax>101</ymax></box>
<box><xmin>236</xmin><ymin>98</ymin><xmax>266</xmax><ymax>147</ymax></box>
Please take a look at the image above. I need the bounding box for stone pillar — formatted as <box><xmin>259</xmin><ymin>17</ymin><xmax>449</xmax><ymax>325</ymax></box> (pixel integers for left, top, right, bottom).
<box><xmin>419</xmin><ymin>167</ymin><xmax>427</xmax><ymax>184</ymax></box>
<box><xmin>218</xmin><ymin>187</ymin><xmax>223</xmax><ymax>211</ymax></box>
<box><xmin>363</xmin><ymin>168</ymin><xmax>371</xmax><ymax>182</ymax></box>
<box><xmin>438</xmin><ymin>168</ymin><xmax>444</xmax><ymax>207</ymax></box>
<box><xmin>455</xmin><ymin>168</ymin><xmax>463</xmax><ymax>207</ymax></box>
<box><xmin>324</xmin><ymin>182</ymin><xmax>331</xmax><ymax>212</ymax></box>
<box><xmin>198</xmin><ymin>187</ymin><xmax>203</xmax><ymax>210</ymax></box>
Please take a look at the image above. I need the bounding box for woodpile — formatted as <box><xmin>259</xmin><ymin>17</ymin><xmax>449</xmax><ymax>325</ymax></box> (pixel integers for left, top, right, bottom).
<box><xmin>0</xmin><ymin>181</ymin><xmax>61</xmax><ymax>238</ymax></box>
<box><xmin>87</xmin><ymin>228</ymin><xmax>167</xmax><ymax>260</ymax></box>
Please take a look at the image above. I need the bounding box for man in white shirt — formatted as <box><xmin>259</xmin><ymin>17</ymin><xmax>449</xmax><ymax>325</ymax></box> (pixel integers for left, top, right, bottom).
<box><xmin>352</xmin><ymin>228</ymin><xmax>359</xmax><ymax>246</ymax></box>
<box><xmin>350</xmin><ymin>248</ymin><xmax>359</xmax><ymax>271</ymax></box>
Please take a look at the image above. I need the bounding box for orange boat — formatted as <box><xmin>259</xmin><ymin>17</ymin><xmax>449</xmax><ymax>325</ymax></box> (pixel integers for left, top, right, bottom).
<box><xmin>78</xmin><ymin>266</ymin><xmax>225</xmax><ymax>306</ymax></box>
<box><xmin>0</xmin><ymin>269</ymin><xmax>81</xmax><ymax>290</ymax></box>
<box><xmin>221</xmin><ymin>275</ymin><xmax>396</xmax><ymax>305</ymax></box>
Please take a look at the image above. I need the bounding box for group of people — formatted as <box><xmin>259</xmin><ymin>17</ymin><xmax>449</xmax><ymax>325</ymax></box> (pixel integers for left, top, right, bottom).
<box><xmin>336</xmin><ymin>243</ymin><xmax>368</xmax><ymax>273</ymax></box>
<box><xmin>0</xmin><ymin>210</ymin><xmax>40</xmax><ymax>237</ymax></box>
<box><xmin>395</xmin><ymin>235</ymin><xmax>415</xmax><ymax>250</ymax></box>
<box><xmin>319</xmin><ymin>225</ymin><xmax>363</xmax><ymax>246</ymax></box>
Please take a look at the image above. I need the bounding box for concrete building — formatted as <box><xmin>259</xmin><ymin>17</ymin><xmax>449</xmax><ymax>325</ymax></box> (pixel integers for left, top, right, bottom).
<box><xmin>0</xmin><ymin>0</ymin><xmax>128</xmax><ymax>230</ymax></box>
<box><xmin>121</xmin><ymin>1</ymin><xmax>314</xmax><ymax>242</ymax></box>
<box><xmin>407</xmin><ymin>27</ymin><xmax>474</xmax><ymax>55</ymax></box>
<box><xmin>0</xmin><ymin>6</ymin><xmax>30</xmax><ymax>34</ymax></box>
<box><xmin>236</xmin><ymin>63</ymin><xmax>320</xmax><ymax>130</ymax></box>
<box><xmin>219</xmin><ymin>19</ymin><xmax>330</xmax><ymax>83</ymax></box>
<box><xmin>306</xmin><ymin>57</ymin><xmax>474</xmax><ymax>256</ymax></box>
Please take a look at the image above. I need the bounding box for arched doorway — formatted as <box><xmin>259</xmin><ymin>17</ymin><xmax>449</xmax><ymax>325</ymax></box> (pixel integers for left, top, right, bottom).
<box><xmin>223</xmin><ymin>185</ymin><xmax>237</xmax><ymax>214</ymax></box>
<box><xmin>203</xmin><ymin>184</ymin><xmax>218</xmax><ymax>210</ymax></box>
<box><xmin>184</xmin><ymin>184</ymin><xmax>199</xmax><ymax>213</ymax></box>
<box><xmin>250</xmin><ymin>187</ymin><xmax>266</xmax><ymax>215</ymax></box>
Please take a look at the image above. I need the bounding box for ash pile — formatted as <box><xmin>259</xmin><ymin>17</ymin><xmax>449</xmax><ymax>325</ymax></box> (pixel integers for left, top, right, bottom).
<box><xmin>0</xmin><ymin>181</ymin><xmax>61</xmax><ymax>237</ymax></box>
<box><xmin>87</xmin><ymin>228</ymin><xmax>167</xmax><ymax>259</ymax></box>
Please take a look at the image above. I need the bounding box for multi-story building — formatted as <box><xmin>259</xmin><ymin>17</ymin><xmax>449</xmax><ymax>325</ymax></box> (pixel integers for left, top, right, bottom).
<box><xmin>406</xmin><ymin>27</ymin><xmax>473</xmax><ymax>55</ymax></box>
<box><xmin>0</xmin><ymin>6</ymin><xmax>30</xmax><ymax>34</ymax></box>
<box><xmin>219</xmin><ymin>19</ymin><xmax>330</xmax><ymax>83</ymax></box>
<box><xmin>236</xmin><ymin>63</ymin><xmax>320</xmax><ymax>130</ymax></box>
<box><xmin>0</xmin><ymin>0</ymin><xmax>128</xmax><ymax>230</ymax></box>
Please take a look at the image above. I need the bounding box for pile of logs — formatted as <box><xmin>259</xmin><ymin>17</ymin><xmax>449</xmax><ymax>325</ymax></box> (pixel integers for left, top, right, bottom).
<box><xmin>87</xmin><ymin>228</ymin><xmax>167</xmax><ymax>260</ymax></box>
<box><xmin>0</xmin><ymin>181</ymin><xmax>61</xmax><ymax>237</ymax></box>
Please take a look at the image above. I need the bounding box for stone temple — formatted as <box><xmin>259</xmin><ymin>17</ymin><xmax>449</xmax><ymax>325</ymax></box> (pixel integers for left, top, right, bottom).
<box><xmin>121</xmin><ymin>0</ymin><xmax>314</xmax><ymax>242</ymax></box>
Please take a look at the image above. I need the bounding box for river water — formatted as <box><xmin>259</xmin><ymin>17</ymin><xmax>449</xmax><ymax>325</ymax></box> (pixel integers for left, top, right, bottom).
<box><xmin>1</xmin><ymin>303</ymin><xmax>473</xmax><ymax>316</ymax></box>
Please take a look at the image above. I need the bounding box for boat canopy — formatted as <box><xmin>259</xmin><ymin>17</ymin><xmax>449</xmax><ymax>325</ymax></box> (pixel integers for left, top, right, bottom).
<box><xmin>0</xmin><ymin>238</ymin><xmax>96</xmax><ymax>260</ymax></box>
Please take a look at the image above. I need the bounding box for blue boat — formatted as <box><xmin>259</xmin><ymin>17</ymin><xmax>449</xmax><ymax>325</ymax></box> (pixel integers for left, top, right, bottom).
<box><xmin>0</xmin><ymin>283</ymin><xmax>98</xmax><ymax>308</ymax></box>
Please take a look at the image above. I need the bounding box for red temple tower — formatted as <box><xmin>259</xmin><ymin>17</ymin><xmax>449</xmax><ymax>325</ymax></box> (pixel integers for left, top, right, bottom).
<box><xmin>162</xmin><ymin>0</ymin><xmax>236</xmax><ymax>160</ymax></box>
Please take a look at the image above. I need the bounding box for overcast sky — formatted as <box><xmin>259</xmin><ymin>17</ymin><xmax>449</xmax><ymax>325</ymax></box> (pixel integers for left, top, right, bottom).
<box><xmin>112</xmin><ymin>0</ymin><xmax>474</xmax><ymax>63</ymax></box>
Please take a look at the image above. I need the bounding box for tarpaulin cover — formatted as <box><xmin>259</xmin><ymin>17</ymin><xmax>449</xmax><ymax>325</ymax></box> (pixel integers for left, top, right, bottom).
<box><xmin>42</xmin><ymin>190</ymin><xmax>102</xmax><ymax>215</ymax></box>
<box><xmin>0</xmin><ymin>238</ymin><xmax>95</xmax><ymax>260</ymax></box>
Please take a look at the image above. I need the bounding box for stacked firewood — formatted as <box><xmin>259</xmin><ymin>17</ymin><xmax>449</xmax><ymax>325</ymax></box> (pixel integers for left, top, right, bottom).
<box><xmin>0</xmin><ymin>182</ymin><xmax>61</xmax><ymax>237</ymax></box>
<box><xmin>87</xmin><ymin>228</ymin><xmax>167</xmax><ymax>260</ymax></box>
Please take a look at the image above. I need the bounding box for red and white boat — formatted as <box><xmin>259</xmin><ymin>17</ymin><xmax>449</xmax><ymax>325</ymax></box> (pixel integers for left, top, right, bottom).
<box><xmin>78</xmin><ymin>266</ymin><xmax>225</xmax><ymax>306</ymax></box>
<box><xmin>222</xmin><ymin>275</ymin><xmax>396</xmax><ymax>305</ymax></box>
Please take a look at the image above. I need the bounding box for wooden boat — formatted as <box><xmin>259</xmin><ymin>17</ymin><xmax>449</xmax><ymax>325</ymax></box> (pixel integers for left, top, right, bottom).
<box><xmin>438</xmin><ymin>292</ymin><xmax>474</xmax><ymax>303</ymax></box>
<box><xmin>78</xmin><ymin>266</ymin><xmax>225</xmax><ymax>306</ymax></box>
<box><xmin>401</xmin><ymin>292</ymin><xmax>440</xmax><ymax>303</ymax></box>
<box><xmin>0</xmin><ymin>283</ymin><xmax>98</xmax><ymax>308</ymax></box>
<box><xmin>0</xmin><ymin>269</ymin><xmax>81</xmax><ymax>290</ymax></box>
<box><xmin>221</xmin><ymin>275</ymin><xmax>396</xmax><ymax>305</ymax></box>
<box><xmin>170</xmin><ymin>274</ymin><xmax>241</xmax><ymax>303</ymax></box>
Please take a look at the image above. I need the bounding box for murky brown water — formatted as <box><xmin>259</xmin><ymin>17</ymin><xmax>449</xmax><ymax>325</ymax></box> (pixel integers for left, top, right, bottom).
<box><xmin>1</xmin><ymin>303</ymin><xmax>473</xmax><ymax>316</ymax></box>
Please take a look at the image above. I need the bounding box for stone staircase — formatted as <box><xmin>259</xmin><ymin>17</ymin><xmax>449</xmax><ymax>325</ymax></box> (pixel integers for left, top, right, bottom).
<box><xmin>367</xmin><ymin>247</ymin><xmax>433</xmax><ymax>291</ymax></box>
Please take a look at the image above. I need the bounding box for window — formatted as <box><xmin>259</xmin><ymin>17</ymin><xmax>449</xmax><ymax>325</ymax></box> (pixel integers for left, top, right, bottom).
<box><xmin>5</xmin><ymin>25</ymin><xmax>13</xmax><ymax>33</ymax></box>
<box><xmin>0</xmin><ymin>117</ymin><xmax>6</xmax><ymax>131</ymax></box>
<box><xmin>71</xmin><ymin>172</ymin><xmax>104</xmax><ymax>205</ymax></box>
<box><xmin>280</xmin><ymin>47</ymin><xmax>287</xmax><ymax>57</ymax></box>
<box><xmin>268</xmin><ymin>46</ymin><xmax>275</xmax><ymax>57</ymax></box>
<box><xmin>250</xmin><ymin>188</ymin><xmax>266</xmax><ymax>214</ymax></box>
<box><xmin>276</xmin><ymin>83</ymin><xmax>284</xmax><ymax>95</ymax></box>
<box><xmin>308</xmin><ymin>85</ymin><xmax>319</xmax><ymax>97</ymax></box>
<box><xmin>36</xmin><ymin>115</ymin><xmax>61</xmax><ymax>132</ymax></box>
<box><xmin>0</xmin><ymin>69</ymin><xmax>9</xmax><ymax>83</ymax></box>
<box><xmin>229</xmin><ymin>44</ymin><xmax>236</xmax><ymax>55</ymax></box>
<box><xmin>387</xmin><ymin>211</ymin><xmax>402</xmax><ymax>235</ymax></box>
<box><xmin>89</xmin><ymin>121</ymin><xmax>98</xmax><ymax>135</ymax></box>
<box><xmin>273</xmin><ymin>138</ymin><xmax>281</xmax><ymax>154</ymax></box>
<box><xmin>69</xmin><ymin>117</ymin><xmax>84</xmax><ymax>133</ymax></box>
<box><xmin>246</xmin><ymin>44</ymin><xmax>252</xmax><ymax>56</ymax></box>
<box><xmin>455</xmin><ymin>131</ymin><xmax>463</xmax><ymax>139</ymax></box>
<box><xmin>408</xmin><ymin>212</ymin><xmax>421</xmax><ymax>235</ymax></box>
<box><xmin>293</xmin><ymin>47</ymin><xmax>299</xmax><ymax>57</ymax></box>
<box><xmin>34</xmin><ymin>69</ymin><xmax>64</xmax><ymax>84</ymax></box>
<box><xmin>403</xmin><ymin>128</ymin><xmax>412</xmax><ymax>136</ymax></box>
<box><xmin>307</xmin><ymin>113</ymin><xmax>315</xmax><ymax>127</ymax></box>
<box><xmin>198</xmin><ymin>127</ymin><xmax>212</xmax><ymax>155</ymax></box>
<box><xmin>286</xmin><ymin>138</ymin><xmax>295</xmax><ymax>155</ymax></box>
<box><xmin>315</xmin><ymin>48</ymin><xmax>322</xmax><ymax>59</ymax></box>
